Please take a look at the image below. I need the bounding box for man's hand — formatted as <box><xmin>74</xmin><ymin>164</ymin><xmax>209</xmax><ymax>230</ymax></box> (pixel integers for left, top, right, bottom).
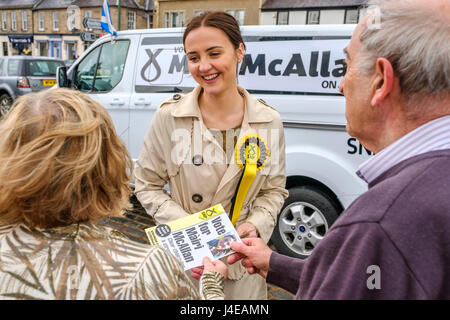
<box><xmin>227</xmin><ymin>238</ymin><xmax>272</xmax><ymax>278</ymax></box>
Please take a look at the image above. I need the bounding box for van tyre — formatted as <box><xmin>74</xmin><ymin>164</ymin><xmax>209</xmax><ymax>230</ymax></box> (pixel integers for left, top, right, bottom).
<box><xmin>0</xmin><ymin>94</ymin><xmax>12</xmax><ymax>118</ymax></box>
<box><xmin>270</xmin><ymin>186</ymin><xmax>340</xmax><ymax>259</ymax></box>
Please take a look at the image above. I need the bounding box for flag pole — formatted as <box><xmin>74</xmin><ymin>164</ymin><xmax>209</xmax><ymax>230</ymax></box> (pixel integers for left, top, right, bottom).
<box><xmin>118</xmin><ymin>0</ymin><xmax>121</xmax><ymax>31</ymax></box>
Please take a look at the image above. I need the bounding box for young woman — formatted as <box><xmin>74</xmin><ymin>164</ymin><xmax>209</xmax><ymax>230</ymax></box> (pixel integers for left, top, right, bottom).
<box><xmin>134</xmin><ymin>11</ymin><xmax>288</xmax><ymax>299</ymax></box>
<box><xmin>0</xmin><ymin>88</ymin><xmax>224</xmax><ymax>300</ymax></box>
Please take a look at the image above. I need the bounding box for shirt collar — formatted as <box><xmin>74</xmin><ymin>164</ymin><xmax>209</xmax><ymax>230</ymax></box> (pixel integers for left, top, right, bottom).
<box><xmin>357</xmin><ymin>114</ymin><xmax>450</xmax><ymax>184</ymax></box>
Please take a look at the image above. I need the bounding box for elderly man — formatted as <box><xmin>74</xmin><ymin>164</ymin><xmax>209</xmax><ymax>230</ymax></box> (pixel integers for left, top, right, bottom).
<box><xmin>227</xmin><ymin>0</ymin><xmax>450</xmax><ymax>299</ymax></box>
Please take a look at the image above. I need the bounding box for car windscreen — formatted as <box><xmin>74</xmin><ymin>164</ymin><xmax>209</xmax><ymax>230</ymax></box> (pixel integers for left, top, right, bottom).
<box><xmin>26</xmin><ymin>60</ymin><xmax>65</xmax><ymax>77</ymax></box>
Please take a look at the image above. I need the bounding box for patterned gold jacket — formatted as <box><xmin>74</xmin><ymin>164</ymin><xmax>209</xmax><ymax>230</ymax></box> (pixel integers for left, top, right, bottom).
<box><xmin>0</xmin><ymin>223</ymin><xmax>223</xmax><ymax>300</ymax></box>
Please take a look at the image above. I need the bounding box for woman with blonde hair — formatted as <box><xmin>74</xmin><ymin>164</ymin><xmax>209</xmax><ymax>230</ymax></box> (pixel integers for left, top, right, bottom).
<box><xmin>0</xmin><ymin>88</ymin><xmax>224</xmax><ymax>300</ymax></box>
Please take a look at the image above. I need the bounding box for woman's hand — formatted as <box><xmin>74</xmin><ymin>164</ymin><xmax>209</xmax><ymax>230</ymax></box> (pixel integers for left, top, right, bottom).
<box><xmin>236</xmin><ymin>222</ymin><xmax>258</xmax><ymax>239</ymax></box>
<box><xmin>202</xmin><ymin>256</ymin><xmax>228</xmax><ymax>278</ymax></box>
<box><xmin>191</xmin><ymin>266</ymin><xmax>204</xmax><ymax>280</ymax></box>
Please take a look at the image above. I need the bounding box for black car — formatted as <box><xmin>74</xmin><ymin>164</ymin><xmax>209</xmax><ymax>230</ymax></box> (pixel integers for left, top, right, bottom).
<box><xmin>0</xmin><ymin>56</ymin><xmax>65</xmax><ymax>117</ymax></box>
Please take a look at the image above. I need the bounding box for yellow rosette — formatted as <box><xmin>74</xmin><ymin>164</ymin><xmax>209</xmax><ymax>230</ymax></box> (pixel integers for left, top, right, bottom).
<box><xmin>229</xmin><ymin>134</ymin><xmax>269</xmax><ymax>226</ymax></box>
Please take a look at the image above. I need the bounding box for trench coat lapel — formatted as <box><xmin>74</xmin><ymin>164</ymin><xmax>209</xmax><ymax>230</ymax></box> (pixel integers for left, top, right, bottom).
<box><xmin>172</xmin><ymin>86</ymin><xmax>225</xmax><ymax>151</ymax></box>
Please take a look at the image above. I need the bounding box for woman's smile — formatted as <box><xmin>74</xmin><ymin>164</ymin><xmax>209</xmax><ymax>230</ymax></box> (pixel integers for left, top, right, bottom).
<box><xmin>203</xmin><ymin>73</ymin><xmax>220</xmax><ymax>81</ymax></box>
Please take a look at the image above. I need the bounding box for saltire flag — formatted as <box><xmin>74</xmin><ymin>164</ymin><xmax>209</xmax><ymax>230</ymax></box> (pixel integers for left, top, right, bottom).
<box><xmin>101</xmin><ymin>0</ymin><xmax>117</xmax><ymax>36</ymax></box>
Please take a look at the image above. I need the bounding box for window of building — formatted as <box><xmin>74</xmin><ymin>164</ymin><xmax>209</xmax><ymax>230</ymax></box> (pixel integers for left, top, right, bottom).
<box><xmin>53</xmin><ymin>42</ymin><xmax>61</xmax><ymax>58</ymax></box>
<box><xmin>38</xmin><ymin>41</ymin><xmax>48</xmax><ymax>56</ymax></box>
<box><xmin>2</xmin><ymin>42</ymin><xmax>8</xmax><ymax>56</ymax></box>
<box><xmin>66</xmin><ymin>42</ymin><xmax>77</xmax><ymax>60</ymax></box>
<box><xmin>171</xmin><ymin>12</ymin><xmax>180</xmax><ymax>28</ymax></box>
<box><xmin>227</xmin><ymin>10</ymin><xmax>245</xmax><ymax>25</ymax></box>
<box><xmin>128</xmin><ymin>11</ymin><xmax>136</xmax><ymax>29</ymax></box>
<box><xmin>345</xmin><ymin>9</ymin><xmax>359</xmax><ymax>24</ymax></box>
<box><xmin>39</xmin><ymin>12</ymin><xmax>44</xmax><ymax>31</ymax></box>
<box><xmin>307</xmin><ymin>10</ymin><xmax>320</xmax><ymax>24</ymax></box>
<box><xmin>2</xmin><ymin>12</ymin><xmax>6</xmax><ymax>30</ymax></box>
<box><xmin>11</xmin><ymin>12</ymin><xmax>17</xmax><ymax>31</ymax></box>
<box><xmin>164</xmin><ymin>11</ymin><xmax>184</xmax><ymax>28</ymax></box>
<box><xmin>276</xmin><ymin>11</ymin><xmax>289</xmax><ymax>25</ymax></box>
<box><xmin>164</xmin><ymin>12</ymin><xmax>169</xmax><ymax>28</ymax></box>
<box><xmin>53</xmin><ymin>12</ymin><xmax>59</xmax><ymax>31</ymax></box>
<box><xmin>22</xmin><ymin>11</ymin><xmax>27</xmax><ymax>30</ymax></box>
<box><xmin>147</xmin><ymin>14</ymin><xmax>153</xmax><ymax>29</ymax></box>
<box><xmin>68</xmin><ymin>12</ymin><xmax>76</xmax><ymax>31</ymax></box>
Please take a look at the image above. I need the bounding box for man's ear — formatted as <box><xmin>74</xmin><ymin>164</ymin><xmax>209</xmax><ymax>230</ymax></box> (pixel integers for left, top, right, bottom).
<box><xmin>371</xmin><ymin>58</ymin><xmax>394</xmax><ymax>107</ymax></box>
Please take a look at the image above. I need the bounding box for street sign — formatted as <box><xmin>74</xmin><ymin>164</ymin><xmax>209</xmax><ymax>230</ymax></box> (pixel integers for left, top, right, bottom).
<box><xmin>83</xmin><ymin>17</ymin><xmax>102</xmax><ymax>30</ymax></box>
<box><xmin>80</xmin><ymin>32</ymin><xmax>100</xmax><ymax>42</ymax></box>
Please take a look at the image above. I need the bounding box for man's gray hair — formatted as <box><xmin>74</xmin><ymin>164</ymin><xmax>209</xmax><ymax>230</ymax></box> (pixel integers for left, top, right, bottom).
<box><xmin>359</xmin><ymin>0</ymin><xmax>450</xmax><ymax>99</ymax></box>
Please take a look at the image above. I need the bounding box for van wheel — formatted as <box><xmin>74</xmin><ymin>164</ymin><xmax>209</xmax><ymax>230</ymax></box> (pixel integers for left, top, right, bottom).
<box><xmin>270</xmin><ymin>186</ymin><xmax>340</xmax><ymax>259</ymax></box>
<box><xmin>0</xmin><ymin>94</ymin><xmax>13</xmax><ymax>118</ymax></box>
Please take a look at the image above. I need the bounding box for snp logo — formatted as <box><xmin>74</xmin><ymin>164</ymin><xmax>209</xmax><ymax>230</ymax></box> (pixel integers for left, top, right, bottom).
<box><xmin>366</xmin><ymin>265</ymin><xmax>381</xmax><ymax>290</ymax></box>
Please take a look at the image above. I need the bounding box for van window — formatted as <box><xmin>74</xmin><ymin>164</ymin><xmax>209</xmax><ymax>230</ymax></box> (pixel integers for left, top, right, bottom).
<box><xmin>94</xmin><ymin>40</ymin><xmax>129</xmax><ymax>92</ymax></box>
<box><xmin>74</xmin><ymin>40</ymin><xmax>130</xmax><ymax>93</ymax></box>
<box><xmin>74</xmin><ymin>45</ymin><xmax>101</xmax><ymax>92</ymax></box>
<box><xmin>8</xmin><ymin>59</ymin><xmax>20</xmax><ymax>76</ymax></box>
<box><xmin>0</xmin><ymin>59</ymin><xmax>3</xmax><ymax>76</ymax></box>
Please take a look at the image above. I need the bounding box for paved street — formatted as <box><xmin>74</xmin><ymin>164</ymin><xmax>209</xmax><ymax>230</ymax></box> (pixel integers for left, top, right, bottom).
<box><xmin>99</xmin><ymin>194</ymin><xmax>294</xmax><ymax>300</ymax></box>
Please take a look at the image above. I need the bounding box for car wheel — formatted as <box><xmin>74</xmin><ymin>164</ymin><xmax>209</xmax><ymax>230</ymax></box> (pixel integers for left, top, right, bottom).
<box><xmin>0</xmin><ymin>94</ymin><xmax>13</xmax><ymax>118</ymax></box>
<box><xmin>270</xmin><ymin>186</ymin><xmax>340</xmax><ymax>259</ymax></box>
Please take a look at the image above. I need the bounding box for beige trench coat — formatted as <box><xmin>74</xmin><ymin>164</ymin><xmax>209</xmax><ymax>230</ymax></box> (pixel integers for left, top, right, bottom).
<box><xmin>134</xmin><ymin>86</ymin><xmax>288</xmax><ymax>300</ymax></box>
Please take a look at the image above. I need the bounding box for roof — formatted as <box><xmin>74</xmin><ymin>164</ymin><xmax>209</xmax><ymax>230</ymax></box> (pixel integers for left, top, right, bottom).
<box><xmin>0</xmin><ymin>0</ymin><xmax>39</xmax><ymax>9</ymax></box>
<box><xmin>262</xmin><ymin>0</ymin><xmax>368</xmax><ymax>10</ymax></box>
<box><xmin>34</xmin><ymin>0</ymin><xmax>143</xmax><ymax>10</ymax></box>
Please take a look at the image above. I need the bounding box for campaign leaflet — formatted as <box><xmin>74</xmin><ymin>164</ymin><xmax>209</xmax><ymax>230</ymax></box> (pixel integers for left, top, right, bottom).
<box><xmin>145</xmin><ymin>204</ymin><xmax>242</xmax><ymax>271</ymax></box>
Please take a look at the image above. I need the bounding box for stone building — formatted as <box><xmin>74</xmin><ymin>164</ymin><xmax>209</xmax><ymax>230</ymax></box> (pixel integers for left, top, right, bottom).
<box><xmin>0</xmin><ymin>0</ymin><xmax>35</xmax><ymax>56</ymax></box>
<box><xmin>0</xmin><ymin>0</ymin><xmax>154</xmax><ymax>59</ymax></box>
<box><xmin>32</xmin><ymin>0</ymin><xmax>153</xmax><ymax>60</ymax></box>
<box><xmin>154</xmin><ymin>0</ymin><xmax>264</xmax><ymax>28</ymax></box>
<box><xmin>0</xmin><ymin>0</ymin><xmax>371</xmax><ymax>59</ymax></box>
<box><xmin>261</xmin><ymin>0</ymin><xmax>367</xmax><ymax>25</ymax></box>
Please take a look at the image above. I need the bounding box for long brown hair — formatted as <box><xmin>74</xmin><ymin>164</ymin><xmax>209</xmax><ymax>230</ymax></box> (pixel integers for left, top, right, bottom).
<box><xmin>183</xmin><ymin>11</ymin><xmax>246</xmax><ymax>50</ymax></box>
<box><xmin>0</xmin><ymin>88</ymin><xmax>132</xmax><ymax>228</ymax></box>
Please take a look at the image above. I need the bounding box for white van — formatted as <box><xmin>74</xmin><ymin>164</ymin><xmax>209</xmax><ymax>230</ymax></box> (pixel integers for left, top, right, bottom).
<box><xmin>56</xmin><ymin>24</ymin><xmax>372</xmax><ymax>259</ymax></box>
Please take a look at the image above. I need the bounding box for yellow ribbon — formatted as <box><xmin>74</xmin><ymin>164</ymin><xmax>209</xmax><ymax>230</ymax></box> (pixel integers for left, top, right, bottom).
<box><xmin>230</xmin><ymin>134</ymin><xmax>269</xmax><ymax>226</ymax></box>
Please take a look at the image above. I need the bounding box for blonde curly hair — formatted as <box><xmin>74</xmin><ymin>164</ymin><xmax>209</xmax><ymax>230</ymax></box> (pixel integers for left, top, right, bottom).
<box><xmin>0</xmin><ymin>88</ymin><xmax>132</xmax><ymax>228</ymax></box>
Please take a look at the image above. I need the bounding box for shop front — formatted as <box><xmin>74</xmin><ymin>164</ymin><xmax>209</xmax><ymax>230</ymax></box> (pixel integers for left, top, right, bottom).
<box><xmin>62</xmin><ymin>35</ymin><xmax>82</xmax><ymax>60</ymax></box>
<box><xmin>8</xmin><ymin>35</ymin><xmax>33</xmax><ymax>55</ymax></box>
<box><xmin>33</xmin><ymin>35</ymin><xmax>63</xmax><ymax>58</ymax></box>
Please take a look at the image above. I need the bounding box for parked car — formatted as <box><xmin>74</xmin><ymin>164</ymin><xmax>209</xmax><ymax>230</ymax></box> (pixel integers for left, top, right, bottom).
<box><xmin>56</xmin><ymin>25</ymin><xmax>372</xmax><ymax>259</ymax></box>
<box><xmin>0</xmin><ymin>56</ymin><xmax>65</xmax><ymax>117</ymax></box>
